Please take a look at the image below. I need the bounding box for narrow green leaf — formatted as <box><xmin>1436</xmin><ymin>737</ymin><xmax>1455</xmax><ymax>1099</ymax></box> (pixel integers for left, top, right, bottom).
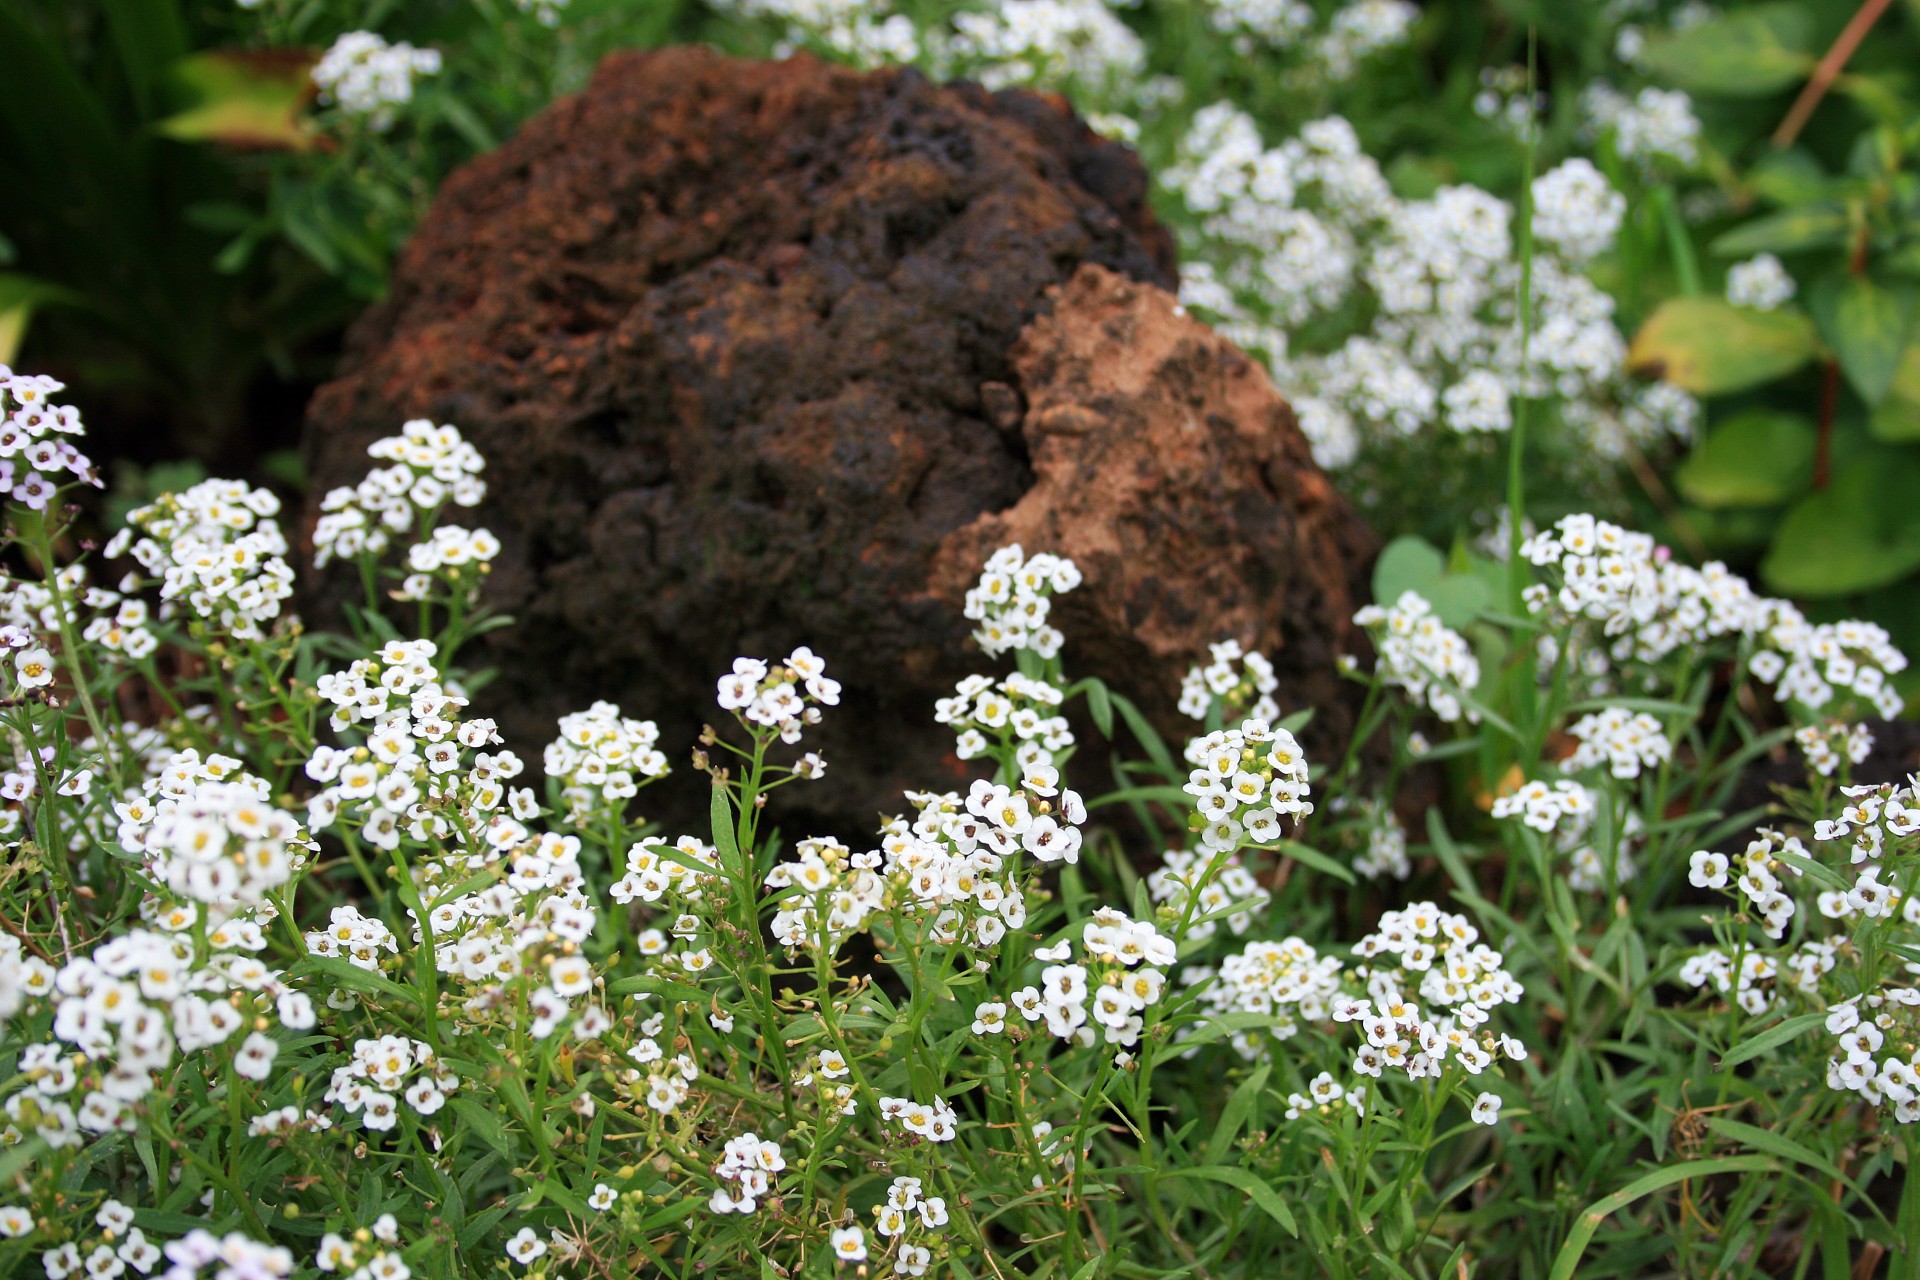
<box><xmin>1547</xmin><ymin>1157</ymin><xmax>1776</xmax><ymax>1280</ymax></box>
<box><xmin>1719</xmin><ymin>1010</ymin><xmax>1826</xmax><ymax>1069</ymax></box>
<box><xmin>1710</xmin><ymin>205</ymin><xmax>1850</xmax><ymax>257</ymax></box>
<box><xmin>1168</xmin><ymin>1164</ymin><xmax>1298</xmax><ymax>1236</ymax></box>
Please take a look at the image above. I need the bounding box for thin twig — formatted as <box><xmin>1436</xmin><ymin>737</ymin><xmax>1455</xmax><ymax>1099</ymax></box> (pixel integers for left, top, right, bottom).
<box><xmin>1772</xmin><ymin>0</ymin><xmax>1895</xmax><ymax>150</ymax></box>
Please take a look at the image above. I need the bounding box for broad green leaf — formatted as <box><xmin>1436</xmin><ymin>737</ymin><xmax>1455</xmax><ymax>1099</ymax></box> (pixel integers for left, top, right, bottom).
<box><xmin>1639</xmin><ymin>4</ymin><xmax>1814</xmax><ymax>96</ymax></box>
<box><xmin>1710</xmin><ymin>205</ymin><xmax>1850</xmax><ymax>257</ymax></box>
<box><xmin>1743</xmin><ymin>151</ymin><xmax>1834</xmax><ymax>208</ymax></box>
<box><xmin>1869</xmin><ymin>342</ymin><xmax>1920</xmax><ymax>441</ymax></box>
<box><xmin>1370</xmin><ymin>535</ymin><xmax>1489</xmax><ymax>626</ymax></box>
<box><xmin>1674</xmin><ymin>411</ymin><xmax>1814</xmax><ymax>508</ymax></box>
<box><xmin>1761</xmin><ymin>450</ymin><xmax>1920</xmax><ymax>596</ymax></box>
<box><xmin>1627</xmin><ymin>297</ymin><xmax>1819</xmax><ymax>394</ymax></box>
<box><xmin>156</xmin><ymin>50</ymin><xmax>318</xmax><ymax>151</ymax></box>
<box><xmin>1809</xmin><ymin>275</ymin><xmax>1916</xmax><ymax>406</ymax></box>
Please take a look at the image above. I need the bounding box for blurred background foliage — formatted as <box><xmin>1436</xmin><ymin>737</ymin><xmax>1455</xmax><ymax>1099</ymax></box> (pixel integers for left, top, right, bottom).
<box><xmin>3</xmin><ymin>0</ymin><xmax>1919</xmax><ymax>707</ymax></box>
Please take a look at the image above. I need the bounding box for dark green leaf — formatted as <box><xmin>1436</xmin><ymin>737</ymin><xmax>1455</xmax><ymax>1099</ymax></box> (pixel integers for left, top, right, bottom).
<box><xmin>1761</xmin><ymin>449</ymin><xmax>1920</xmax><ymax>595</ymax></box>
<box><xmin>1809</xmin><ymin>275</ymin><xmax>1916</xmax><ymax>406</ymax></box>
<box><xmin>1674</xmin><ymin>411</ymin><xmax>1815</xmax><ymax>508</ymax></box>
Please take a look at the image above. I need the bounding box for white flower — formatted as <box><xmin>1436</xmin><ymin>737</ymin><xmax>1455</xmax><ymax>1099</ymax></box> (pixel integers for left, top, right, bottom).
<box><xmin>830</xmin><ymin>1226</ymin><xmax>868</xmax><ymax>1263</ymax></box>
<box><xmin>1470</xmin><ymin>1092</ymin><xmax>1502</xmax><ymax>1125</ymax></box>
<box><xmin>504</xmin><ymin>1228</ymin><xmax>546</xmax><ymax>1265</ymax></box>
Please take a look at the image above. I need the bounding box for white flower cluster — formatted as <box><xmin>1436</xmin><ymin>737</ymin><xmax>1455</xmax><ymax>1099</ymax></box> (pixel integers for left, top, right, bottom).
<box><xmin>1182</xmin><ymin>717</ymin><xmax>1314</xmax><ymax>853</ymax></box>
<box><xmin>1147</xmin><ymin>846</ymin><xmax>1270</xmax><ymax>941</ymax></box>
<box><xmin>1531</xmin><ymin>158</ymin><xmax>1626</xmax><ymax>265</ymax></box>
<box><xmin>710</xmin><ymin>1132</ymin><xmax>785</xmax><ymax>1215</ymax></box>
<box><xmin>305</xmin><ymin>904</ymin><xmax>399</xmax><ymax>974</ymax></box>
<box><xmin>1726</xmin><ymin>253</ymin><xmax>1795</xmax><ymax>311</ymax></box>
<box><xmin>1825</xmin><ymin>991</ymin><xmax>1920</xmax><ymax>1124</ymax></box>
<box><xmin>765</xmin><ymin>835</ymin><xmax>882</xmax><ymax>955</ymax></box>
<box><xmin>1581</xmin><ymin>84</ymin><xmax>1701</xmax><ymax>169</ymax></box>
<box><xmin>870</xmin><ymin>1175</ymin><xmax>947</xmax><ymax>1276</ymax></box>
<box><xmin>311</xmin><ymin>32</ymin><xmax>442</xmax><ymax>131</ymax></box>
<box><xmin>935</xmin><ymin>670</ymin><xmax>1074</xmax><ymax>766</ymax></box>
<box><xmin>623</xmin><ymin>1005</ymin><xmax>700</xmax><ymax>1115</ymax></box>
<box><xmin>878</xmin><ymin>1094</ymin><xmax>961</xmax><ymax>1143</ymax></box>
<box><xmin>1178</xmin><ymin>639</ymin><xmax>1280</xmax><ymax>722</ymax></box>
<box><xmin>1187</xmin><ymin>935</ymin><xmax>1343</xmax><ymax>1058</ymax></box>
<box><xmin>942</xmin><ymin>0</ymin><xmax>1146</xmax><ymax>91</ymax></box>
<box><xmin>1168</xmin><ymin>111</ymin><xmax>1692</xmax><ymax>468</ymax></box>
<box><xmin>1350</xmin><ymin>801</ymin><xmax>1410</xmax><ymax>880</ymax></box>
<box><xmin>116</xmin><ymin>749</ymin><xmax>312</xmax><ymax>911</ymax></box>
<box><xmin>3</xmin><ymin>926</ymin><xmax>314</xmax><ymax>1151</ymax></box>
<box><xmin>963</xmin><ymin>544</ymin><xmax>1082</xmax><ymax>660</ymax></box>
<box><xmin>1796</xmin><ymin>721</ymin><xmax>1874</xmax><ymax>779</ymax></box>
<box><xmin>1284</xmin><ymin>1071</ymin><xmax>1368</xmax><ymax>1121</ymax></box>
<box><xmin>1317</xmin><ymin>0</ymin><xmax>1418</xmax><ymax>77</ymax></box>
<box><xmin>1493</xmin><ymin>778</ymin><xmax>1640</xmax><ymax>891</ymax></box>
<box><xmin>2</xmin><ymin>560</ymin><xmax>158</xmax><ymax>677</ymax></box>
<box><xmin>717</xmin><ymin>0</ymin><xmax>920</xmax><ymax>65</ymax></box>
<box><xmin>1813</xmin><ymin>781</ymin><xmax>1919</xmax><ymax>868</ymax></box>
<box><xmin>116</xmin><ymin>1230</ymin><xmax>293</xmax><ymax>1280</ymax></box>
<box><xmin>15</xmin><ymin>1200</ymin><xmax>166</xmax><ymax>1274</ymax></box>
<box><xmin>117</xmin><ymin>479</ymin><xmax>295</xmax><ymax>639</ymax></box>
<box><xmin>314</xmin><ymin>1217</ymin><xmax>406</xmax><ymax>1276</ymax></box>
<box><xmin>394</xmin><ymin>525</ymin><xmax>501</xmax><ymax>604</ymax></box>
<box><xmin>306</xmin><ymin>640</ymin><xmax>511</xmax><ymax>849</ymax></box>
<box><xmin>1688</xmin><ymin>827</ymin><xmax>1809</xmax><ymax>940</ymax></box>
<box><xmin>544</xmin><ymin>700</ymin><xmax>670</xmax><ymax>827</ymax></box>
<box><xmin>313</xmin><ymin>420</ymin><xmax>486</xmax><ymax>568</ymax></box>
<box><xmin>513</xmin><ymin>0</ymin><xmax>570</xmax><ymax>28</ymax></box>
<box><xmin>0</xmin><ymin>365</ymin><xmax>98</xmax><ymax>507</ymax></box>
<box><xmin>1353</xmin><ymin>591</ymin><xmax>1482</xmax><ymax>722</ymax></box>
<box><xmin>716</xmin><ymin>647</ymin><xmax>840</xmax><ymax>745</ymax></box>
<box><xmin>1337</xmin><ymin>902</ymin><xmax>1528</xmax><ymax>1087</ymax></box>
<box><xmin>1679</xmin><ymin>937</ymin><xmax>1838</xmax><ymax>1016</ymax></box>
<box><xmin>1010</xmin><ymin>909</ymin><xmax>1175</xmax><ymax>1056</ymax></box>
<box><xmin>324</xmin><ymin>1036</ymin><xmax>458</xmax><ymax>1131</ymax></box>
<box><xmin>1752</xmin><ymin>611</ymin><xmax>1906</xmax><ymax>721</ymax></box>
<box><xmin>1562</xmin><ymin>706</ymin><xmax>1672</xmax><ymax>780</ymax></box>
<box><xmin>611</xmin><ymin>834</ymin><xmax>722</xmax><ymax>962</ymax></box>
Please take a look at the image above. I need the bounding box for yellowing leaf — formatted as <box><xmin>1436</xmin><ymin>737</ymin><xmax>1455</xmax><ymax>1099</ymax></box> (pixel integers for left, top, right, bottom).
<box><xmin>156</xmin><ymin>50</ymin><xmax>318</xmax><ymax>152</ymax></box>
<box><xmin>1627</xmin><ymin>297</ymin><xmax>1819</xmax><ymax>395</ymax></box>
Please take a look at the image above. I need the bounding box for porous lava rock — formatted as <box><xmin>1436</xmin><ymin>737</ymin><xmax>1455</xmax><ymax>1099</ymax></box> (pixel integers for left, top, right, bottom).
<box><xmin>302</xmin><ymin>46</ymin><xmax>1375</xmax><ymax>836</ymax></box>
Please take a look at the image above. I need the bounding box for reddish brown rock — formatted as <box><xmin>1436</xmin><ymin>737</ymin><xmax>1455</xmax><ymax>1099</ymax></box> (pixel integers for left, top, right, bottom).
<box><xmin>301</xmin><ymin>46</ymin><xmax>1373</xmax><ymax>836</ymax></box>
<box><xmin>929</xmin><ymin>264</ymin><xmax>1374</xmax><ymax>739</ymax></box>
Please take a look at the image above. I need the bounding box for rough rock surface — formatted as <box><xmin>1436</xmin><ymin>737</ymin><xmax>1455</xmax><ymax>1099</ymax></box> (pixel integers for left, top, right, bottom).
<box><xmin>302</xmin><ymin>46</ymin><xmax>1374</xmax><ymax>835</ymax></box>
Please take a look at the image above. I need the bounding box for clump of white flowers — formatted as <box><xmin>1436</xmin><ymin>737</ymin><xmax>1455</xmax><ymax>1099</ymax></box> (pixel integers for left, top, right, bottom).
<box><xmin>1147</xmin><ymin>845</ymin><xmax>1270</xmax><ymax>941</ymax></box>
<box><xmin>963</xmin><ymin>544</ymin><xmax>1082</xmax><ymax>660</ymax></box>
<box><xmin>313</xmin><ymin>419</ymin><xmax>486</xmax><ymax>569</ymax></box>
<box><xmin>1188</xmin><ymin>935</ymin><xmax>1343</xmax><ymax>1058</ymax></box>
<box><xmin>1531</xmin><ymin>158</ymin><xmax>1626</xmax><ymax>264</ymax></box>
<box><xmin>716</xmin><ymin>647</ymin><xmax>840</xmax><ymax>746</ymax></box>
<box><xmin>1179</xmin><ymin>639</ymin><xmax>1281</xmax><ymax>723</ymax></box>
<box><xmin>935</xmin><ymin>670</ymin><xmax>1074</xmax><ymax>766</ymax></box>
<box><xmin>710</xmin><ymin>1132</ymin><xmax>785</xmax><ymax>1214</ymax></box>
<box><xmin>1183</xmin><ymin>716</ymin><xmax>1314</xmax><ymax>852</ymax></box>
<box><xmin>1492</xmin><ymin>778</ymin><xmax>1596</xmax><ymax>836</ymax></box>
<box><xmin>1581</xmin><ymin>84</ymin><xmax>1701</xmax><ymax>169</ymax></box>
<box><xmin>1562</xmin><ymin>706</ymin><xmax>1671</xmax><ymax>780</ymax></box>
<box><xmin>311</xmin><ymin>31</ymin><xmax>442</xmax><ymax>131</ymax></box>
<box><xmin>1337</xmin><ymin>901</ymin><xmax>1528</xmax><ymax>1091</ymax></box>
<box><xmin>117</xmin><ymin>479</ymin><xmax>295</xmax><ymax>639</ymax></box>
<box><xmin>1795</xmin><ymin>721</ymin><xmax>1874</xmax><ymax>778</ymax></box>
<box><xmin>324</xmin><ymin>1036</ymin><xmax>458</xmax><ymax>1131</ymax></box>
<box><xmin>544</xmin><ymin>700</ymin><xmax>671</xmax><ymax>827</ymax></box>
<box><xmin>1726</xmin><ymin>253</ymin><xmax>1796</xmax><ymax>311</ymax></box>
<box><xmin>0</xmin><ymin>366</ymin><xmax>99</xmax><ymax>505</ymax></box>
<box><xmin>117</xmin><ymin>749</ymin><xmax>313</xmax><ymax>911</ymax></box>
<box><xmin>1353</xmin><ymin>591</ymin><xmax>1481</xmax><ymax>722</ymax></box>
<box><xmin>1011</xmin><ymin>909</ymin><xmax>1175</xmax><ymax>1058</ymax></box>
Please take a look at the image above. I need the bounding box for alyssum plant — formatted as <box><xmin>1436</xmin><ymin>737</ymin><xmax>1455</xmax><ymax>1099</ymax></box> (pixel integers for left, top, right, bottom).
<box><xmin>0</xmin><ymin>361</ymin><xmax>1915</xmax><ymax>1280</ymax></box>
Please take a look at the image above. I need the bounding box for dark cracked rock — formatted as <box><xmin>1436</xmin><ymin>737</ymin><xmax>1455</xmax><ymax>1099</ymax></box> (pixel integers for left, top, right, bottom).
<box><xmin>301</xmin><ymin>46</ymin><xmax>1374</xmax><ymax>838</ymax></box>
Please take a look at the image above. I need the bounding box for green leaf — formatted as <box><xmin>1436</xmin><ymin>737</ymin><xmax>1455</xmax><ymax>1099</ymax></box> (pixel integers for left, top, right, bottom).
<box><xmin>1718</xmin><ymin>1010</ymin><xmax>1827</xmax><ymax>1069</ymax></box>
<box><xmin>1674</xmin><ymin>411</ymin><xmax>1815</xmax><ymax>508</ymax></box>
<box><xmin>1761</xmin><ymin>450</ymin><xmax>1920</xmax><ymax>596</ymax></box>
<box><xmin>1371</xmin><ymin>535</ymin><xmax>1489</xmax><ymax>626</ymax></box>
<box><xmin>1710</xmin><ymin>205</ymin><xmax>1850</xmax><ymax>257</ymax></box>
<box><xmin>1809</xmin><ymin>275</ymin><xmax>1916</xmax><ymax>406</ymax></box>
<box><xmin>1203</xmin><ymin>1065</ymin><xmax>1270</xmax><ymax>1164</ymax></box>
<box><xmin>1702</xmin><ymin>1118</ymin><xmax>1857</xmax><ymax>1191</ymax></box>
<box><xmin>1639</xmin><ymin>4</ymin><xmax>1814</xmax><ymax>96</ymax></box>
<box><xmin>1277</xmin><ymin>840</ymin><xmax>1358</xmax><ymax>886</ymax></box>
<box><xmin>1870</xmin><ymin>343</ymin><xmax>1920</xmax><ymax>441</ymax></box>
<box><xmin>155</xmin><ymin>50</ymin><xmax>318</xmax><ymax>151</ymax></box>
<box><xmin>1168</xmin><ymin>1164</ymin><xmax>1298</xmax><ymax>1236</ymax></box>
<box><xmin>1627</xmin><ymin>297</ymin><xmax>1820</xmax><ymax>394</ymax></box>
<box><xmin>1547</xmin><ymin>1157</ymin><xmax>1777</xmax><ymax>1280</ymax></box>
<box><xmin>0</xmin><ymin>272</ymin><xmax>82</xmax><ymax>364</ymax></box>
<box><xmin>288</xmin><ymin>955</ymin><xmax>416</xmax><ymax>1006</ymax></box>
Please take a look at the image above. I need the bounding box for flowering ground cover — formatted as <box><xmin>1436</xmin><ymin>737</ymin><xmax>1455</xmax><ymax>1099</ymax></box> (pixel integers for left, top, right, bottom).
<box><xmin>4</xmin><ymin>1</ymin><xmax>1920</xmax><ymax>1278</ymax></box>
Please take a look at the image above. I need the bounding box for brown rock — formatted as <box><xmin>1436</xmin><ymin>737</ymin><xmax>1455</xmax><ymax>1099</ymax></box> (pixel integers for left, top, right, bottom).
<box><xmin>929</xmin><ymin>264</ymin><xmax>1375</xmax><ymax>744</ymax></box>
<box><xmin>301</xmin><ymin>46</ymin><xmax>1373</xmax><ymax>838</ymax></box>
